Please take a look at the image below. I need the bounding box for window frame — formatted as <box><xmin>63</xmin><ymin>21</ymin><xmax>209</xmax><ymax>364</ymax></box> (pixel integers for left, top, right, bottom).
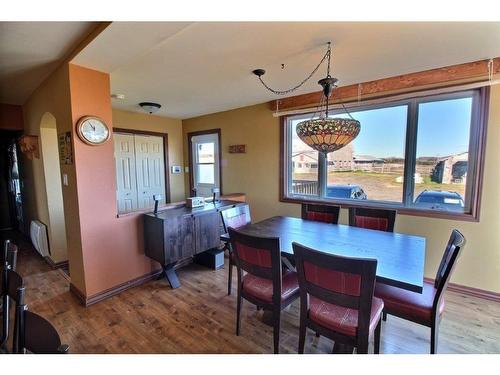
<box><xmin>279</xmin><ymin>86</ymin><xmax>490</xmax><ymax>222</ymax></box>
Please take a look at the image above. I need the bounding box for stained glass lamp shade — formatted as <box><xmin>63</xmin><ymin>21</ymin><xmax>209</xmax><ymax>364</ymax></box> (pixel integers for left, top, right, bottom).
<box><xmin>296</xmin><ymin>117</ymin><xmax>360</xmax><ymax>154</ymax></box>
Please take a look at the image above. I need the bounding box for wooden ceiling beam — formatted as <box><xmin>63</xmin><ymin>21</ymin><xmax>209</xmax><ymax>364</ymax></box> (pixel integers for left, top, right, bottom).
<box><xmin>268</xmin><ymin>57</ymin><xmax>500</xmax><ymax>111</ymax></box>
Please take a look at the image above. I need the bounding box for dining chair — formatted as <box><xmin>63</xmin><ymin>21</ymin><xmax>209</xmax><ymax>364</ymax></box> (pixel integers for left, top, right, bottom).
<box><xmin>293</xmin><ymin>242</ymin><xmax>383</xmax><ymax>354</ymax></box>
<box><xmin>301</xmin><ymin>203</ymin><xmax>340</xmax><ymax>224</ymax></box>
<box><xmin>348</xmin><ymin>207</ymin><xmax>396</xmax><ymax>232</ymax></box>
<box><xmin>374</xmin><ymin>229</ymin><xmax>466</xmax><ymax>354</ymax></box>
<box><xmin>228</xmin><ymin>227</ymin><xmax>300</xmax><ymax>354</ymax></box>
<box><xmin>1</xmin><ymin>267</ymin><xmax>25</xmax><ymax>353</ymax></box>
<box><xmin>220</xmin><ymin>204</ymin><xmax>251</xmax><ymax>295</ymax></box>
<box><xmin>14</xmin><ymin>304</ymin><xmax>69</xmax><ymax>354</ymax></box>
<box><xmin>2</xmin><ymin>240</ymin><xmax>18</xmax><ymax>271</ymax></box>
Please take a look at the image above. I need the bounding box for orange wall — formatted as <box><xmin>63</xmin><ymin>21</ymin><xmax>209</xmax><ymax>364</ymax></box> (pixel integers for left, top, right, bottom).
<box><xmin>68</xmin><ymin>64</ymin><xmax>159</xmax><ymax>298</ymax></box>
<box><xmin>0</xmin><ymin>103</ymin><xmax>24</xmax><ymax>131</ymax></box>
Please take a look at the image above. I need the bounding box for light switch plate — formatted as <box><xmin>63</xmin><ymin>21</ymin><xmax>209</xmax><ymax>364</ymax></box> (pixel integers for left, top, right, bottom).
<box><xmin>171</xmin><ymin>165</ymin><xmax>182</xmax><ymax>174</ymax></box>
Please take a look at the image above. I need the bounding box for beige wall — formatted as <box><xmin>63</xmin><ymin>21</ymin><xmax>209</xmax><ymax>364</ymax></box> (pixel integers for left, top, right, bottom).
<box><xmin>182</xmin><ymin>85</ymin><xmax>500</xmax><ymax>294</ymax></box>
<box><xmin>22</xmin><ymin>63</ymin><xmax>82</xmax><ymax>270</ymax></box>
<box><xmin>112</xmin><ymin>109</ymin><xmax>185</xmax><ymax>202</ymax></box>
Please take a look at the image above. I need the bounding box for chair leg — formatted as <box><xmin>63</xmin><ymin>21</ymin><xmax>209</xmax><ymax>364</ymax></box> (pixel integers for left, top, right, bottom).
<box><xmin>315</xmin><ymin>332</ymin><xmax>320</xmax><ymax>337</ymax></box>
<box><xmin>227</xmin><ymin>254</ymin><xmax>233</xmax><ymax>296</ymax></box>
<box><xmin>272</xmin><ymin>308</ymin><xmax>281</xmax><ymax>354</ymax></box>
<box><xmin>431</xmin><ymin>324</ymin><xmax>439</xmax><ymax>354</ymax></box>
<box><xmin>236</xmin><ymin>292</ymin><xmax>242</xmax><ymax>336</ymax></box>
<box><xmin>298</xmin><ymin>319</ymin><xmax>306</xmax><ymax>354</ymax></box>
<box><xmin>382</xmin><ymin>311</ymin><xmax>387</xmax><ymax>321</ymax></box>
<box><xmin>374</xmin><ymin>319</ymin><xmax>382</xmax><ymax>354</ymax></box>
<box><xmin>357</xmin><ymin>342</ymin><xmax>369</xmax><ymax>354</ymax></box>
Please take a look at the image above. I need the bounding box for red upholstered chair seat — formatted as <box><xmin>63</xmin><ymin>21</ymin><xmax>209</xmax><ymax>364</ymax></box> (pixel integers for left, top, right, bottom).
<box><xmin>355</xmin><ymin>216</ymin><xmax>389</xmax><ymax>231</ymax></box>
<box><xmin>374</xmin><ymin>281</ymin><xmax>445</xmax><ymax>323</ymax></box>
<box><xmin>242</xmin><ymin>270</ymin><xmax>299</xmax><ymax>303</ymax></box>
<box><xmin>309</xmin><ymin>296</ymin><xmax>384</xmax><ymax>337</ymax></box>
<box><xmin>306</xmin><ymin>212</ymin><xmax>337</xmax><ymax>223</ymax></box>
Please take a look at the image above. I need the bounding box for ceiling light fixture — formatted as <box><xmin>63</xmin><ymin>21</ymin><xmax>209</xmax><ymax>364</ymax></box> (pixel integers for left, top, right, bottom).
<box><xmin>253</xmin><ymin>42</ymin><xmax>360</xmax><ymax>154</ymax></box>
<box><xmin>139</xmin><ymin>102</ymin><xmax>161</xmax><ymax>114</ymax></box>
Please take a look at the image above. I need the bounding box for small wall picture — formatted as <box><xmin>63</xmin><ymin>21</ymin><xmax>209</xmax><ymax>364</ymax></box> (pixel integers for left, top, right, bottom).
<box><xmin>58</xmin><ymin>132</ymin><xmax>73</xmax><ymax>164</ymax></box>
<box><xmin>171</xmin><ymin>165</ymin><xmax>182</xmax><ymax>174</ymax></box>
<box><xmin>18</xmin><ymin>135</ymin><xmax>40</xmax><ymax>160</ymax></box>
<box><xmin>228</xmin><ymin>144</ymin><xmax>246</xmax><ymax>153</ymax></box>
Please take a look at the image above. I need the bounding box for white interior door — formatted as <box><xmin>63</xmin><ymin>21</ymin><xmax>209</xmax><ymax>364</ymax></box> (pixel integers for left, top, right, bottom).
<box><xmin>114</xmin><ymin>133</ymin><xmax>138</xmax><ymax>213</ymax></box>
<box><xmin>191</xmin><ymin>133</ymin><xmax>220</xmax><ymax>197</ymax></box>
<box><xmin>134</xmin><ymin>134</ymin><xmax>166</xmax><ymax>210</ymax></box>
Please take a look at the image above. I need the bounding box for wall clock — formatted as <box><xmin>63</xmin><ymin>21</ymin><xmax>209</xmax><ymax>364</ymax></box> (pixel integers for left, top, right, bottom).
<box><xmin>76</xmin><ymin>116</ymin><xmax>110</xmax><ymax>145</ymax></box>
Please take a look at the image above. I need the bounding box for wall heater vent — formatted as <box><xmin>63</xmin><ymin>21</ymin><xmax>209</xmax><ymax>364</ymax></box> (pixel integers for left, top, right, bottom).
<box><xmin>30</xmin><ymin>220</ymin><xmax>50</xmax><ymax>257</ymax></box>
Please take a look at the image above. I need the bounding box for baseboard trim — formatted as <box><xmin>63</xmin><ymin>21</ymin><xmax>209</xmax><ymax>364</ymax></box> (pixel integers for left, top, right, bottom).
<box><xmin>70</xmin><ymin>269</ymin><xmax>163</xmax><ymax>307</ymax></box>
<box><xmin>424</xmin><ymin>277</ymin><xmax>500</xmax><ymax>302</ymax></box>
<box><xmin>44</xmin><ymin>257</ymin><xmax>69</xmax><ymax>270</ymax></box>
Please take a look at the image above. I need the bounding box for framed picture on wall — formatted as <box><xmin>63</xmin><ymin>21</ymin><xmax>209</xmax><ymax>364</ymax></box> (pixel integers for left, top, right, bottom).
<box><xmin>58</xmin><ymin>132</ymin><xmax>73</xmax><ymax>164</ymax></box>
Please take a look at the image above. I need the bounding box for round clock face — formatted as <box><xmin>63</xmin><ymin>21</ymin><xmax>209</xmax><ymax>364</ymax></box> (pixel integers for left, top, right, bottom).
<box><xmin>77</xmin><ymin>116</ymin><xmax>110</xmax><ymax>145</ymax></box>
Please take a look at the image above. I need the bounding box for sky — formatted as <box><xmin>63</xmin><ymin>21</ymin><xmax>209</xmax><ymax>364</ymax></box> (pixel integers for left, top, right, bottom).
<box><xmin>292</xmin><ymin>96</ymin><xmax>473</xmax><ymax>158</ymax></box>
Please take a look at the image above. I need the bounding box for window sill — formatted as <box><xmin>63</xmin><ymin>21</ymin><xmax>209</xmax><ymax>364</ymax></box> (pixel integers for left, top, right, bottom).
<box><xmin>280</xmin><ymin>195</ymin><xmax>479</xmax><ymax>222</ymax></box>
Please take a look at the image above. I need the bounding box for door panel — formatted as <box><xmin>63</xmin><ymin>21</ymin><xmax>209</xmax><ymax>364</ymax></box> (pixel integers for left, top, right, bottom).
<box><xmin>114</xmin><ymin>133</ymin><xmax>138</xmax><ymax>214</ymax></box>
<box><xmin>194</xmin><ymin>211</ymin><xmax>221</xmax><ymax>253</ymax></box>
<box><xmin>134</xmin><ymin>135</ymin><xmax>166</xmax><ymax>210</ymax></box>
<box><xmin>191</xmin><ymin>133</ymin><xmax>220</xmax><ymax>197</ymax></box>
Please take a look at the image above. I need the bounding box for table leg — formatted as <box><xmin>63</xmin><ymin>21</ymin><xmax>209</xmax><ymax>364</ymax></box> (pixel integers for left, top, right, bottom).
<box><xmin>163</xmin><ymin>263</ymin><xmax>180</xmax><ymax>289</ymax></box>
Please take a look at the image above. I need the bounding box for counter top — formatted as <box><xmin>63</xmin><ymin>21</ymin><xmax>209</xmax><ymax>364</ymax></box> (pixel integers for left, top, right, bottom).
<box><xmin>143</xmin><ymin>199</ymin><xmax>243</xmax><ymax>220</ymax></box>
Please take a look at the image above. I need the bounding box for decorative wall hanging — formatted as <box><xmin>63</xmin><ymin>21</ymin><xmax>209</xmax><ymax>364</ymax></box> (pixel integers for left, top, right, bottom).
<box><xmin>253</xmin><ymin>42</ymin><xmax>360</xmax><ymax>154</ymax></box>
<box><xmin>18</xmin><ymin>135</ymin><xmax>40</xmax><ymax>160</ymax></box>
<box><xmin>228</xmin><ymin>144</ymin><xmax>246</xmax><ymax>154</ymax></box>
<box><xmin>58</xmin><ymin>132</ymin><xmax>73</xmax><ymax>164</ymax></box>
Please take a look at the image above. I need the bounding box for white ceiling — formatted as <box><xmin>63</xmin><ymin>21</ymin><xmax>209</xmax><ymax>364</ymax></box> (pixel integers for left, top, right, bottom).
<box><xmin>5</xmin><ymin>22</ymin><xmax>500</xmax><ymax>118</ymax></box>
<box><xmin>0</xmin><ymin>22</ymin><xmax>97</xmax><ymax>105</ymax></box>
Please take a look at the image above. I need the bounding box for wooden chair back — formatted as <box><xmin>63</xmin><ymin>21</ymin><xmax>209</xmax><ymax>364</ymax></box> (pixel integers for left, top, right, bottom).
<box><xmin>433</xmin><ymin>229</ymin><xmax>466</xmax><ymax>306</ymax></box>
<box><xmin>228</xmin><ymin>227</ymin><xmax>282</xmax><ymax>304</ymax></box>
<box><xmin>15</xmin><ymin>305</ymin><xmax>69</xmax><ymax>354</ymax></box>
<box><xmin>293</xmin><ymin>242</ymin><xmax>378</xmax><ymax>339</ymax></box>
<box><xmin>348</xmin><ymin>207</ymin><xmax>396</xmax><ymax>232</ymax></box>
<box><xmin>301</xmin><ymin>204</ymin><xmax>340</xmax><ymax>224</ymax></box>
<box><xmin>221</xmin><ymin>204</ymin><xmax>251</xmax><ymax>232</ymax></box>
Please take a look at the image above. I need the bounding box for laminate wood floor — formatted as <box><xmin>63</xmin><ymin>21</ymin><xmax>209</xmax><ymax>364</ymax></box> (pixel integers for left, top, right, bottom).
<box><xmin>7</xmin><ymin>233</ymin><xmax>500</xmax><ymax>354</ymax></box>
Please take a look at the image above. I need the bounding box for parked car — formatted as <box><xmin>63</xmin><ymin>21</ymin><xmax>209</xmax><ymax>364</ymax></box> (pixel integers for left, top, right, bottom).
<box><xmin>414</xmin><ymin>190</ymin><xmax>464</xmax><ymax>211</ymax></box>
<box><xmin>326</xmin><ymin>184</ymin><xmax>367</xmax><ymax>200</ymax></box>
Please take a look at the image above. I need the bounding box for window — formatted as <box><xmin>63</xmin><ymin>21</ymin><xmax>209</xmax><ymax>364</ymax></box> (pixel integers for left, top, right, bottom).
<box><xmin>281</xmin><ymin>87</ymin><xmax>489</xmax><ymax>220</ymax></box>
<box><xmin>196</xmin><ymin>143</ymin><xmax>216</xmax><ymax>184</ymax></box>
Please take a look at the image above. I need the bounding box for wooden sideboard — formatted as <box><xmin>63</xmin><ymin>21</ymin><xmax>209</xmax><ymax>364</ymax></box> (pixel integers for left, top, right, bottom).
<box><xmin>143</xmin><ymin>200</ymin><xmax>246</xmax><ymax>288</ymax></box>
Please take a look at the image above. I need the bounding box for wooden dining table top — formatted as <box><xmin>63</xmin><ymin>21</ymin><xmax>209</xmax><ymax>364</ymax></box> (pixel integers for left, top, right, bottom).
<box><xmin>223</xmin><ymin>216</ymin><xmax>426</xmax><ymax>293</ymax></box>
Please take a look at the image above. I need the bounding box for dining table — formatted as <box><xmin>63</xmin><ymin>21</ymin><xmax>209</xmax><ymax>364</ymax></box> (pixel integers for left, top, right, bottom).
<box><xmin>224</xmin><ymin>215</ymin><xmax>426</xmax><ymax>293</ymax></box>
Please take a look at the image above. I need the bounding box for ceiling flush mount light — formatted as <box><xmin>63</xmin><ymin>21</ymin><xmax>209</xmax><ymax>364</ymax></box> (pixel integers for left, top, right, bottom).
<box><xmin>139</xmin><ymin>102</ymin><xmax>161</xmax><ymax>114</ymax></box>
<box><xmin>253</xmin><ymin>42</ymin><xmax>360</xmax><ymax>154</ymax></box>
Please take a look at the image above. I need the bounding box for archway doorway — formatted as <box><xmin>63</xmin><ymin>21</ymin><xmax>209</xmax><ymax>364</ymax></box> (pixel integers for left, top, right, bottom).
<box><xmin>39</xmin><ymin>112</ymin><xmax>68</xmax><ymax>266</ymax></box>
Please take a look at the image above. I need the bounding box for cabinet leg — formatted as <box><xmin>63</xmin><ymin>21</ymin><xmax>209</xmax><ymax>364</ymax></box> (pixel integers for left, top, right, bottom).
<box><xmin>163</xmin><ymin>264</ymin><xmax>181</xmax><ymax>289</ymax></box>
